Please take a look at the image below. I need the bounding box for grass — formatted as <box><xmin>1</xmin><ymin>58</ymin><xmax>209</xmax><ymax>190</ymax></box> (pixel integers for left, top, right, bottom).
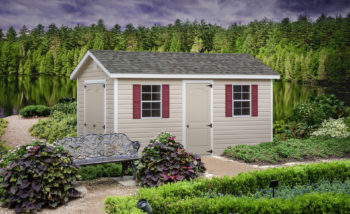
<box><xmin>78</xmin><ymin>163</ymin><xmax>132</xmax><ymax>180</ymax></box>
<box><xmin>223</xmin><ymin>136</ymin><xmax>350</xmax><ymax>164</ymax></box>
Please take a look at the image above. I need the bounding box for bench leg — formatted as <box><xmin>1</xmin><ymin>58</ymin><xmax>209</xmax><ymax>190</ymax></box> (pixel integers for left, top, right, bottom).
<box><xmin>121</xmin><ymin>162</ymin><xmax>128</xmax><ymax>178</ymax></box>
<box><xmin>131</xmin><ymin>161</ymin><xmax>137</xmax><ymax>180</ymax></box>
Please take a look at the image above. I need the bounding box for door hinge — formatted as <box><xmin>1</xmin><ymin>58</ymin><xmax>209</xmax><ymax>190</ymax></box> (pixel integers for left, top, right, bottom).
<box><xmin>84</xmin><ymin>123</ymin><xmax>87</xmax><ymax>127</ymax></box>
<box><xmin>186</xmin><ymin>124</ymin><xmax>189</xmax><ymax>128</ymax></box>
<box><xmin>84</xmin><ymin>85</ymin><xmax>87</xmax><ymax>88</ymax></box>
<box><xmin>207</xmin><ymin>123</ymin><xmax>212</xmax><ymax>128</ymax></box>
<box><xmin>103</xmin><ymin>125</ymin><xmax>105</xmax><ymax>129</ymax></box>
<box><xmin>103</xmin><ymin>84</ymin><xmax>105</xmax><ymax>88</ymax></box>
<box><xmin>206</xmin><ymin>149</ymin><xmax>213</xmax><ymax>153</ymax></box>
<box><xmin>207</xmin><ymin>84</ymin><xmax>212</xmax><ymax>88</ymax></box>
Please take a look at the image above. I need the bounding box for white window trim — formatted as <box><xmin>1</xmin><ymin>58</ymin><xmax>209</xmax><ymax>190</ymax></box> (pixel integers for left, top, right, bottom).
<box><xmin>232</xmin><ymin>84</ymin><xmax>252</xmax><ymax>117</ymax></box>
<box><xmin>140</xmin><ymin>84</ymin><xmax>162</xmax><ymax>119</ymax></box>
<box><xmin>182</xmin><ymin>80</ymin><xmax>213</xmax><ymax>155</ymax></box>
<box><xmin>83</xmin><ymin>79</ymin><xmax>107</xmax><ymax>134</ymax></box>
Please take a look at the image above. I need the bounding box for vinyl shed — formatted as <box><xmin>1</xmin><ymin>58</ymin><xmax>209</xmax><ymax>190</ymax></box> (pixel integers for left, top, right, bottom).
<box><xmin>70</xmin><ymin>50</ymin><xmax>280</xmax><ymax>155</ymax></box>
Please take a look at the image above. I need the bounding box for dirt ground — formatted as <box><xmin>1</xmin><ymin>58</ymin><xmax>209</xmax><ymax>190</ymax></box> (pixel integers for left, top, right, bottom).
<box><xmin>0</xmin><ymin>115</ymin><xmax>42</xmax><ymax>148</ymax></box>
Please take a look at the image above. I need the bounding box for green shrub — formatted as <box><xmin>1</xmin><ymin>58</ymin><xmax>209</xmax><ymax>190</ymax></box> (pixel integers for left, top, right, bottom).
<box><xmin>78</xmin><ymin>163</ymin><xmax>132</xmax><ymax>180</ymax></box>
<box><xmin>29</xmin><ymin>111</ymin><xmax>77</xmax><ymax>143</ymax></box>
<box><xmin>57</xmin><ymin>97</ymin><xmax>76</xmax><ymax>104</ymax></box>
<box><xmin>223</xmin><ymin>137</ymin><xmax>350</xmax><ymax>163</ymax></box>
<box><xmin>345</xmin><ymin>115</ymin><xmax>350</xmax><ymax>131</ymax></box>
<box><xmin>0</xmin><ymin>141</ymin><xmax>80</xmax><ymax>213</ymax></box>
<box><xmin>0</xmin><ymin>118</ymin><xmax>7</xmax><ymax>137</ymax></box>
<box><xmin>137</xmin><ymin>132</ymin><xmax>206</xmax><ymax>187</ymax></box>
<box><xmin>19</xmin><ymin>105</ymin><xmax>51</xmax><ymax>117</ymax></box>
<box><xmin>50</xmin><ymin>101</ymin><xmax>77</xmax><ymax>114</ymax></box>
<box><xmin>105</xmin><ymin>161</ymin><xmax>350</xmax><ymax>214</ymax></box>
<box><xmin>311</xmin><ymin>118</ymin><xmax>350</xmax><ymax>138</ymax></box>
<box><xmin>290</xmin><ymin>94</ymin><xmax>347</xmax><ymax>128</ymax></box>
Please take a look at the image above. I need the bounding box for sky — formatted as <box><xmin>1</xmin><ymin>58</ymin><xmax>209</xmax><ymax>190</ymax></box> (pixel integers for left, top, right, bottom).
<box><xmin>0</xmin><ymin>0</ymin><xmax>350</xmax><ymax>31</ymax></box>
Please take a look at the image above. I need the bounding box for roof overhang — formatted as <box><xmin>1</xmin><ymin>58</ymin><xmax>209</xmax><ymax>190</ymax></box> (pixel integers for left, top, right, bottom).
<box><xmin>70</xmin><ymin>50</ymin><xmax>280</xmax><ymax>80</ymax></box>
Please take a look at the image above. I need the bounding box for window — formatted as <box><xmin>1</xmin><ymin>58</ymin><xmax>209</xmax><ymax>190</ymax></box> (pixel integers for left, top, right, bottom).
<box><xmin>233</xmin><ymin>85</ymin><xmax>250</xmax><ymax>116</ymax></box>
<box><xmin>141</xmin><ymin>85</ymin><xmax>162</xmax><ymax>117</ymax></box>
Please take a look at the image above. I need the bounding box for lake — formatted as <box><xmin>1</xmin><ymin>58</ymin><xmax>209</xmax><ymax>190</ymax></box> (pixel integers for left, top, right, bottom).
<box><xmin>0</xmin><ymin>75</ymin><xmax>349</xmax><ymax>120</ymax></box>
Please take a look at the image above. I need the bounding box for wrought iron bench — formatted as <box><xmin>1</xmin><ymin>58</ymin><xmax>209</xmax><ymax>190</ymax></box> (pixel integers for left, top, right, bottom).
<box><xmin>55</xmin><ymin>133</ymin><xmax>140</xmax><ymax>178</ymax></box>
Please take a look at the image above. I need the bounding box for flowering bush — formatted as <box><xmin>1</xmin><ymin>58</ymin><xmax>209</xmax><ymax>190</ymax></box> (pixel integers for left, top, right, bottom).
<box><xmin>311</xmin><ymin>118</ymin><xmax>350</xmax><ymax>138</ymax></box>
<box><xmin>0</xmin><ymin>141</ymin><xmax>80</xmax><ymax>213</ymax></box>
<box><xmin>137</xmin><ymin>132</ymin><xmax>206</xmax><ymax>187</ymax></box>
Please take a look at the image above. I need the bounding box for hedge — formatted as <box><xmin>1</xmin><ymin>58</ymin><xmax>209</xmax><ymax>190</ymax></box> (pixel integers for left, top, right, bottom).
<box><xmin>19</xmin><ymin>105</ymin><xmax>50</xmax><ymax>117</ymax></box>
<box><xmin>105</xmin><ymin>161</ymin><xmax>350</xmax><ymax>213</ymax></box>
<box><xmin>163</xmin><ymin>193</ymin><xmax>350</xmax><ymax>214</ymax></box>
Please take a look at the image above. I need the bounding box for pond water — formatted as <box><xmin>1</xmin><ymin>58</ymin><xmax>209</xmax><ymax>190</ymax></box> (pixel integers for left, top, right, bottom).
<box><xmin>0</xmin><ymin>75</ymin><xmax>349</xmax><ymax>120</ymax></box>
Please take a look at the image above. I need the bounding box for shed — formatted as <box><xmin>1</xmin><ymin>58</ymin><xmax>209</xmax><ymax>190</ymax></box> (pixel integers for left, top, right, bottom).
<box><xmin>70</xmin><ymin>50</ymin><xmax>280</xmax><ymax>155</ymax></box>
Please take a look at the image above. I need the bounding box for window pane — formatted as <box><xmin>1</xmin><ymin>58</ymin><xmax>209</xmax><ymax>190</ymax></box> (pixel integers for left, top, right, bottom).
<box><xmin>242</xmin><ymin>93</ymin><xmax>250</xmax><ymax>100</ymax></box>
<box><xmin>234</xmin><ymin>109</ymin><xmax>241</xmax><ymax>115</ymax></box>
<box><xmin>152</xmin><ymin>85</ymin><xmax>161</xmax><ymax>92</ymax></box>
<box><xmin>142</xmin><ymin>110</ymin><xmax>151</xmax><ymax>117</ymax></box>
<box><xmin>152</xmin><ymin>93</ymin><xmax>161</xmax><ymax>101</ymax></box>
<box><xmin>233</xmin><ymin>85</ymin><xmax>241</xmax><ymax>92</ymax></box>
<box><xmin>152</xmin><ymin>110</ymin><xmax>160</xmax><ymax>117</ymax></box>
<box><xmin>142</xmin><ymin>93</ymin><xmax>151</xmax><ymax>100</ymax></box>
<box><xmin>242</xmin><ymin>108</ymin><xmax>250</xmax><ymax>115</ymax></box>
<box><xmin>234</xmin><ymin>101</ymin><xmax>241</xmax><ymax>108</ymax></box>
<box><xmin>242</xmin><ymin>101</ymin><xmax>250</xmax><ymax>108</ymax></box>
<box><xmin>142</xmin><ymin>102</ymin><xmax>151</xmax><ymax>109</ymax></box>
<box><xmin>142</xmin><ymin>85</ymin><xmax>151</xmax><ymax>92</ymax></box>
<box><xmin>233</xmin><ymin>93</ymin><xmax>241</xmax><ymax>100</ymax></box>
<box><xmin>152</xmin><ymin>102</ymin><xmax>161</xmax><ymax>109</ymax></box>
<box><xmin>242</xmin><ymin>85</ymin><xmax>250</xmax><ymax>92</ymax></box>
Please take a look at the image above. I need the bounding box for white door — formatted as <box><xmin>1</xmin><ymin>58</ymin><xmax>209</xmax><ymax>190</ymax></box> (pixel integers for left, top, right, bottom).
<box><xmin>84</xmin><ymin>83</ymin><xmax>105</xmax><ymax>134</ymax></box>
<box><xmin>186</xmin><ymin>83</ymin><xmax>212</xmax><ymax>154</ymax></box>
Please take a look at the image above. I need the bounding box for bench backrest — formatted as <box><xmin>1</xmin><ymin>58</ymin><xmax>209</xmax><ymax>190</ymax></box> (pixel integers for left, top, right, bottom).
<box><xmin>55</xmin><ymin>133</ymin><xmax>140</xmax><ymax>166</ymax></box>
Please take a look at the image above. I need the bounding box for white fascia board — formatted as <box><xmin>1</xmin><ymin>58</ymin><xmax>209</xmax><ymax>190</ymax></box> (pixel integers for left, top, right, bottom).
<box><xmin>110</xmin><ymin>73</ymin><xmax>280</xmax><ymax>80</ymax></box>
<box><xmin>70</xmin><ymin>50</ymin><xmax>112</xmax><ymax>80</ymax></box>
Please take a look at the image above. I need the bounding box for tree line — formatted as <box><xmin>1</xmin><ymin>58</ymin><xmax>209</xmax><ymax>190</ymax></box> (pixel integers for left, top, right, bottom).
<box><xmin>0</xmin><ymin>14</ymin><xmax>349</xmax><ymax>84</ymax></box>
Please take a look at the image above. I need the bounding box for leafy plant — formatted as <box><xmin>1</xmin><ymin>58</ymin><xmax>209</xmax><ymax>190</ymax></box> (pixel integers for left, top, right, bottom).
<box><xmin>0</xmin><ymin>118</ymin><xmax>7</xmax><ymax>137</ymax></box>
<box><xmin>223</xmin><ymin>136</ymin><xmax>350</xmax><ymax>163</ymax></box>
<box><xmin>0</xmin><ymin>141</ymin><xmax>80</xmax><ymax>213</ymax></box>
<box><xmin>57</xmin><ymin>97</ymin><xmax>76</xmax><ymax>104</ymax></box>
<box><xmin>19</xmin><ymin>105</ymin><xmax>51</xmax><ymax>117</ymax></box>
<box><xmin>137</xmin><ymin>132</ymin><xmax>206</xmax><ymax>187</ymax></box>
<box><xmin>29</xmin><ymin>111</ymin><xmax>77</xmax><ymax>143</ymax></box>
<box><xmin>50</xmin><ymin>101</ymin><xmax>77</xmax><ymax>114</ymax></box>
<box><xmin>311</xmin><ymin>118</ymin><xmax>350</xmax><ymax>138</ymax></box>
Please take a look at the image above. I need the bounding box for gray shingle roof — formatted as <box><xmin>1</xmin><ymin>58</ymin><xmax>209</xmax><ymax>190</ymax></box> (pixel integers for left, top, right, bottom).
<box><xmin>89</xmin><ymin>50</ymin><xmax>279</xmax><ymax>76</ymax></box>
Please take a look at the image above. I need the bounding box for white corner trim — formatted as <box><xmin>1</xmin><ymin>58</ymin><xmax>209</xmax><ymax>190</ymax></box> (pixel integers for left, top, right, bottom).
<box><xmin>70</xmin><ymin>51</ymin><xmax>112</xmax><ymax>80</ymax></box>
<box><xmin>182</xmin><ymin>80</ymin><xmax>214</xmax><ymax>153</ymax></box>
<box><xmin>76</xmin><ymin>78</ymin><xmax>79</xmax><ymax>136</ymax></box>
<box><xmin>114</xmin><ymin>79</ymin><xmax>118</xmax><ymax>133</ymax></box>
<box><xmin>83</xmin><ymin>79</ymin><xmax>107</xmax><ymax>134</ymax></box>
<box><xmin>110</xmin><ymin>73</ymin><xmax>280</xmax><ymax>80</ymax></box>
<box><xmin>182</xmin><ymin>81</ymin><xmax>186</xmax><ymax>148</ymax></box>
<box><xmin>271</xmin><ymin>79</ymin><xmax>273</xmax><ymax>142</ymax></box>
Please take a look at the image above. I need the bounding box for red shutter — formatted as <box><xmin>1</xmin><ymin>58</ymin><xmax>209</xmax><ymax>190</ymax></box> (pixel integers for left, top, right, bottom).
<box><xmin>162</xmin><ymin>84</ymin><xmax>170</xmax><ymax>118</ymax></box>
<box><xmin>225</xmin><ymin>84</ymin><xmax>232</xmax><ymax>117</ymax></box>
<box><xmin>133</xmin><ymin>84</ymin><xmax>141</xmax><ymax>119</ymax></box>
<box><xmin>252</xmin><ymin>85</ymin><xmax>258</xmax><ymax>117</ymax></box>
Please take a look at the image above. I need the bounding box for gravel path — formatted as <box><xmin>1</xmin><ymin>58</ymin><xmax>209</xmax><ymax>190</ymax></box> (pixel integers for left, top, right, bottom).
<box><xmin>0</xmin><ymin>115</ymin><xmax>43</xmax><ymax>147</ymax></box>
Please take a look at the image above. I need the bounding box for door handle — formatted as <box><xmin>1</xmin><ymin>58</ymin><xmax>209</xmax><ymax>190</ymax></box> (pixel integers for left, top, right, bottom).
<box><xmin>93</xmin><ymin>124</ymin><xmax>96</xmax><ymax>127</ymax></box>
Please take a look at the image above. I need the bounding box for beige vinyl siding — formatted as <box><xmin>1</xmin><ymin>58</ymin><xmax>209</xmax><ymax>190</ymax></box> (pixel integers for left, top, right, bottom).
<box><xmin>117</xmin><ymin>79</ymin><xmax>182</xmax><ymax>150</ymax></box>
<box><xmin>76</xmin><ymin>58</ymin><xmax>114</xmax><ymax>135</ymax></box>
<box><xmin>213</xmin><ymin>79</ymin><xmax>272</xmax><ymax>154</ymax></box>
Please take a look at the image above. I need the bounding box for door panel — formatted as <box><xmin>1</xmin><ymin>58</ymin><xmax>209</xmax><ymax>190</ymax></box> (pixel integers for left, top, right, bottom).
<box><xmin>186</xmin><ymin>83</ymin><xmax>211</xmax><ymax>154</ymax></box>
<box><xmin>85</xmin><ymin>83</ymin><xmax>105</xmax><ymax>134</ymax></box>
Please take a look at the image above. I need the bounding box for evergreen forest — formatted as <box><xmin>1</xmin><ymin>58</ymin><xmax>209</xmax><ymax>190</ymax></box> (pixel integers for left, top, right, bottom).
<box><xmin>0</xmin><ymin>14</ymin><xmax>349</xmax><ymax>84</ymax></box>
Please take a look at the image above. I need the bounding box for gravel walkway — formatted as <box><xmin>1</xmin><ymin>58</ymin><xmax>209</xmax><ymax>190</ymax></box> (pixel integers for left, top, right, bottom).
<box><xmin>0</xmin><ymin>115</ymin><xmax>42</xmax><ymax>148</ymax></box>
